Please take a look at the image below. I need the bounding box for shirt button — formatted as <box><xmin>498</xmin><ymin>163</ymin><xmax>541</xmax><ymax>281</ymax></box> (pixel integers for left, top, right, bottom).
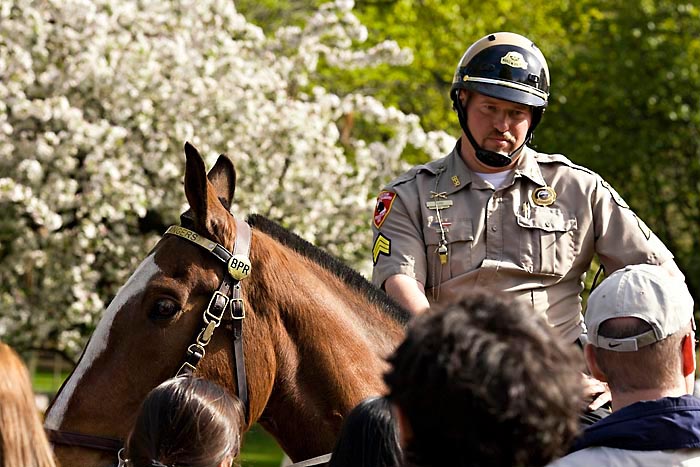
<box><xmin>491</xmin><ymin>226</ymin><xmax>497</xmax><ymax>232</ymax></box>
<box><xmin>545</xmin><ymin>222</ymin><xmax>552</xmax><ymax>228</ymax></box>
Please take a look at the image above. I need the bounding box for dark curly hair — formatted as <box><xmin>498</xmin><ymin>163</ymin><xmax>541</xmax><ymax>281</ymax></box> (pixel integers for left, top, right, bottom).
<box><xmin>384</xmin><ymin>290</ymin><xmax>582</xmax><ymax>467</ymax></box>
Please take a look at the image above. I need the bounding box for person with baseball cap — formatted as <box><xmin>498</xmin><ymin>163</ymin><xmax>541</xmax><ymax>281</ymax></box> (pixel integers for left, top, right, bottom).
<box><xmin>549</xmin><ymin>264</ymin><xmax>700</xmax><ymax>466</ymax></box>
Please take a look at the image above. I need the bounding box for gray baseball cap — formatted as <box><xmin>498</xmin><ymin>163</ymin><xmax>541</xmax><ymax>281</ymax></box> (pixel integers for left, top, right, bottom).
<box><xmin>585</xmin><ymin>264</ymin><xmax>694</xmax><ymax>352</ymax></box>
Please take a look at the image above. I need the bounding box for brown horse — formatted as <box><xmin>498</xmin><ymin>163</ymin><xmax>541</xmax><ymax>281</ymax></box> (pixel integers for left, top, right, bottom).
<box><xmin>44</xmin><ymin>142</ymin><xmax>410</xmax><ymax>467</ymax></box>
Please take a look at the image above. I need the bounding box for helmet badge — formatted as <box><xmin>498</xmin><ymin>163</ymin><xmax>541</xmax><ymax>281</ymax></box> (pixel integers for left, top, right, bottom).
<box><xmin>500</xmin><ymin>51</ymin><xmax>528</xmax><ymax>70</ymax></box>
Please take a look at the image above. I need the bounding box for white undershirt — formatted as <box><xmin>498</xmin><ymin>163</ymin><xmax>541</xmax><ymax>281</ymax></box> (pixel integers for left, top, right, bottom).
<box><xmin>474</xmin><ymin>170</ymin><xmax>513</xmax><ymax>190</ymax></box>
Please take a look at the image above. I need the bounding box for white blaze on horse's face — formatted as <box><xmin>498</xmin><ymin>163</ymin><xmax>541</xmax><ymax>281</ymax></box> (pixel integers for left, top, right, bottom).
<box><xmin>45</xmin><ymin>254</ymin><xmax>161</xmax><ymax>429</ymax></box>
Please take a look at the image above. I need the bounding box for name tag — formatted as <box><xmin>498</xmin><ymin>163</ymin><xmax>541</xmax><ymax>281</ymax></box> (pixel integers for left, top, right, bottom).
<box><xmin>426</xmin><ymin>200</ymin><xmax>453</xmax><ymax>210</ymax></box>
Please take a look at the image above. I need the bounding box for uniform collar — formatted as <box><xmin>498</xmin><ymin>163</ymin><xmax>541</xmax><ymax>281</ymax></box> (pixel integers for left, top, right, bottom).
<box><xmin>513</xmin><ymin>146</ymin><xmax>547</xmax><ymax>187</ymax></box>
<box><xmin>424</xmin><ymin>143</ymin><xmax>474</xmax><ymax>197</ymax></box>
<box><xmin>435</xmin><ymin>143</ymin><xmax>546</xmax><ymax>195</ymax></box>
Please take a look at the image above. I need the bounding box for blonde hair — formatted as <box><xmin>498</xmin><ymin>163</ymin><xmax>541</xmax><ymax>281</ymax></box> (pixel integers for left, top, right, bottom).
<box><xmin>0</xmin><ymin>342</ymin><xmax>56</xmax><ymax>467</ymax></box>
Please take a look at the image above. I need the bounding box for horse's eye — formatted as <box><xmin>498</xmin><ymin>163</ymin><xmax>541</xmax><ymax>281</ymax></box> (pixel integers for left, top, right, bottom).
<box><xmin>149</xmin><ymin>298</ymin><xmax>181</xmax><ymax>321</ymax></box>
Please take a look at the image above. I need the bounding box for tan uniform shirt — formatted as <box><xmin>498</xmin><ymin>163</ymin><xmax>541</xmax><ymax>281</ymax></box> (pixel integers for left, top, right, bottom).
<box><xmin>371</xmin><ymin>144</ymin><xmax>673</xmax><ymax>342</ymax></box>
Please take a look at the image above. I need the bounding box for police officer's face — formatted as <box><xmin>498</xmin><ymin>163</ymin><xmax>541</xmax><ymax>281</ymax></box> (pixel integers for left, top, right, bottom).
<box><xmin>461</xmin><ymin>91</ymin><xmax>533</xmax><ymax>158</ymax></box>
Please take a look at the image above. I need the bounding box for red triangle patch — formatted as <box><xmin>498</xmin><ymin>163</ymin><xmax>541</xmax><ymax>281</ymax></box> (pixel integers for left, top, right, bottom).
<box><xmin>373</xmin><ymin>191</ymin><xmax>397</xmax><ymax>229</ymax></box>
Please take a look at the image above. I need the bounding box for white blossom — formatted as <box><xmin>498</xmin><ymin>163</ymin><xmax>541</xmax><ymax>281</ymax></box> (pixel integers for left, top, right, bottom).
<box><xmin>0</xmin><ymin>0</ymin><xmax>451</xmax><ymax>357</ymax></box>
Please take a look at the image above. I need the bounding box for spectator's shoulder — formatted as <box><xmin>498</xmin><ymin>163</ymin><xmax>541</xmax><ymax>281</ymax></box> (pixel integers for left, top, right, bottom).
<box><xmin>545</xmin><ymin>447</ymin><xmax>615</xmax><ymax>467</ymax></box>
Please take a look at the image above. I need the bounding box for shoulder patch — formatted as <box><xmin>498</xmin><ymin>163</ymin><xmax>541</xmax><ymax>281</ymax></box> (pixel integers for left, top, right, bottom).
<box><xmin>373</xmin><ymin>191</ymin><xmax>397</xmax><ymax>228</ymax></box>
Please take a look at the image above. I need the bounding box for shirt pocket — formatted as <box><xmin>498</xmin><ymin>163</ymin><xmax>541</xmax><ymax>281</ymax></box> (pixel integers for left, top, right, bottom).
<box><xmin>423</xmin><ymin>219</ymin><xmax>474</xmax><ymax>284</ymax></box>
<box><xmin>515</xmin><ymin>207</ymin><xmax>577</xmax><ymax>277</ymax></box>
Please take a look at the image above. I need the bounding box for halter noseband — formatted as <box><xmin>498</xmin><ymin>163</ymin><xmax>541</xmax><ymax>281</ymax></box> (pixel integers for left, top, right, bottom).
<box><xmin>47</xmin><ymin>218</ymin><xmax>253</xmax><ymax>454</ymax></box>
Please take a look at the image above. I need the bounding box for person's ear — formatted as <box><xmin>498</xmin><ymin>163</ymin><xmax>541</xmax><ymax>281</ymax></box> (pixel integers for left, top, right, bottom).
<box><xmin>584</xmin><ymin>344</ymin><xmax>608</xmax><ymax>382</ymax></box>
<box><xmin>458</xmin><ymin>89</ymin><xmax>469</xmax><ymax>108</ymax></box>
<box><xmin>681</xmin><ymin>333</ymin><xmax>696</xmax><ymax>377</ymax></box>
<box><xmin>392</xmin><ymin>402</ymin><xmax>413</xmax><ymax>449</ymax></box>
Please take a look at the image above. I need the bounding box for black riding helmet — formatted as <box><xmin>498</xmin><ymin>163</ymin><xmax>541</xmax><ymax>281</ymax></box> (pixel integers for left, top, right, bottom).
<box><xmin>450</xmin><ymin>32</ymin><xmax>550</xmax><ymax>167</ymax></box>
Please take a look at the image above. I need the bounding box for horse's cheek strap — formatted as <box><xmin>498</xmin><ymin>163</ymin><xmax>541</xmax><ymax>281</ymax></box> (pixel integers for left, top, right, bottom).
<box><xmin>232</xmin><ymin>317</ymin><xmax>249</xmax><ymax>422</ymax></box>
<box><xmin>46</xmin><ymin>428</ymin><xmax>123</xmax><ymax>452</ymax></box>
<box><xmin>232</xmin><ymin>217</ymin><xmax>251</xmax><ymax>423</ymax></box>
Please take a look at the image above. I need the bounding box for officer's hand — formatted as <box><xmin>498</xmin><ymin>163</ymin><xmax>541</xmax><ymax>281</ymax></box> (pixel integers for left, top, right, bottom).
<box><xmin>582</xmin><ymin>372</ymin><xmax>611</xmax><ymax>410</ymax></box>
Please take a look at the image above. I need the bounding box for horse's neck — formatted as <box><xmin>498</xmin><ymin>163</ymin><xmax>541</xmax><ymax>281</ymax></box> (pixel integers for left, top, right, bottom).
<box><xmin>249</xmin><ymin>235</ymin><xmax>404</xmax><ymax>460</ymax></box>
<box><xmin>250</xmin><ymin>231</ymin><xmax>404</xmax><ymax>353</ymax></box>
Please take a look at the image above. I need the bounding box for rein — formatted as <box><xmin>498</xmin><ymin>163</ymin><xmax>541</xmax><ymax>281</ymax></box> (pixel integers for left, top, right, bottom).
<box><xmin>47</xmin><ymin>219</ymin><xmax>253</xmax><ymax>454</ymax></box>
<box><xmin>288</xmin><ymin>453</ymin><xmax>333</xmax><ymax>466</ymax></box>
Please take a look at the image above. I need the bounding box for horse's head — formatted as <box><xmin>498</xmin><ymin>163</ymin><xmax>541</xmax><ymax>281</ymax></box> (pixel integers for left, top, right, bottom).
<box><xmin>46</xmin><ymin>142</ymin><xmax>409</xmax><ymax>466</ymax></box>
<box><xmin>45</xmin><ymin>143</ymin><xmax>274</xmax><ymax>467</ymax></box>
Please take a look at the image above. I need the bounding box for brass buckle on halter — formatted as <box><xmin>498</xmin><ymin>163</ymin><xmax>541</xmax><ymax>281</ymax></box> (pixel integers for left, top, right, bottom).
<box><xmin>230</xmin><ymin>297</ymin><xmax>246</xmax><ymax>320</ymax></box>
<box><xmin>117</xmin><ymin>448</ymin><xmax>131</xmax><ymax>467</ymax></box>
<box><xmin>176</xmin><ymin>361</ymin><xmax>197</xmax><ymax>377</ymax></box>
<box><xmin>176</xmin><ymin>343</ymin><xmax>206</xmax><ymax>376</ymax></box>
<box><xmin>197</xmin><ymin>321</ymin><xmax>218</xmax><ymax>346</ymax></box>
<box><xmin>204</xmin><ymin>291</ymin><xmax>229</xmax><ymax>324</ymax></box>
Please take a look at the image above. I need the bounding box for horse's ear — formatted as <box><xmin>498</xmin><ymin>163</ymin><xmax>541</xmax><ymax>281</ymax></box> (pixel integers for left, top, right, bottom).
<box><xmin>184</xmin><ymin>141</ymin><xmax>209</xmax><ymax>218</ymax></box>
<box><xmin>207</xmin><ymin>154</ymin><xmax>236</xmax><ymax>209</ymax></box>
<box><xmin>183</xmin><ymin>142</ymin><xmax>235</xmax><ymax>246</ymax></box>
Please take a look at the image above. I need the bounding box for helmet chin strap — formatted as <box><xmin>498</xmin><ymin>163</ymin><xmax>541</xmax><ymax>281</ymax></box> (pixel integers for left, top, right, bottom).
<box><xmin>454</xmin><ymin>97</ymin><xmax>530</xmax><ymax>168</ymax></box>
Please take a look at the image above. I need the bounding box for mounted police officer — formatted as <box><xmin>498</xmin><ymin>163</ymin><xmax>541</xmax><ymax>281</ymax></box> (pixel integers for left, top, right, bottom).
<box><xmin>371</xmin><ymin>32</ymin><xmax>685</xmax><ymax>414</ymax></box>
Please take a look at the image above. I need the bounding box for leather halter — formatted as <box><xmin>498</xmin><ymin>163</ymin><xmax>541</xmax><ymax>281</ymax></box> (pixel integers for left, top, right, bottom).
<box><xmin>46</xmin><ymin>218</ymin><xmax>253</xmax><ymax>454</ymax></box>
<box><xmin>166</xmin><ymin>218</ymin><xmax>252</xmax><ymax>420</ymax></box>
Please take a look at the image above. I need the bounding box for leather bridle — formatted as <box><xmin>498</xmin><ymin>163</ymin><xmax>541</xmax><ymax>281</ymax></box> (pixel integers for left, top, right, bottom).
<box><xmin>46</xmin><ymin>218</ymin><xmax>253</xmax><ymax>455</ymax></box>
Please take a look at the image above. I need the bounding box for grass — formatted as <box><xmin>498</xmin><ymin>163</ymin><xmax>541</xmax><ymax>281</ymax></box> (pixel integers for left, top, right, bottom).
<box><xmin>33</xmin><ymin>371</ymin><xmax>71</xmax><ymax>394</ymax></box>
<box><xmin>241</xmin><ymin>424</ymin><xmax>285</xmax><ymax>466</ymax></box>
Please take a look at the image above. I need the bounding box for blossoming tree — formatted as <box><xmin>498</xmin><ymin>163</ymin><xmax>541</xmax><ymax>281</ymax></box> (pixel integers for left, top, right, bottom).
<box><xmin>0</xmin><ymin>0</ymin><xmax>452</xmax><ymax>358</ymax></box>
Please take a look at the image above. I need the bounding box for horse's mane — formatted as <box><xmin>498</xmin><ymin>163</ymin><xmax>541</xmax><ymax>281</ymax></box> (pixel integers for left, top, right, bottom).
<box><xmin>247</xmin><ymin>214</ymin><xmax>411</xmax><ymax>326</ymax></box>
